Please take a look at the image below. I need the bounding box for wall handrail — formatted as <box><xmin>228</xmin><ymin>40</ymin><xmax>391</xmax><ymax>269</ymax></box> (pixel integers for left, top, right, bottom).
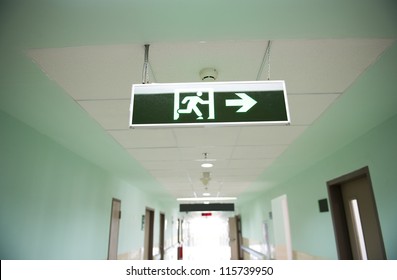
<box><xmin>241</xmin><ymin>245</ymin><xmax>268</xmax><ymax>260</ymax></box>
<box><xmin>153</xmin><ymin>244</ymin><xmax>178</xmax><ymax>260</ymax></box>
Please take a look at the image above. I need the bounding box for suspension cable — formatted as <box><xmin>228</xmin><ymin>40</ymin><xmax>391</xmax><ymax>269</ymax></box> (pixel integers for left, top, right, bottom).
<box><xmin>142</xmin><ymin>44</ymin><xmax>150</xmax><ymax>84</ymax></box>
<box><xmin>256</xmin><ymin>40</ymin><xmax>272</xmax><ymax>81</ymax></box>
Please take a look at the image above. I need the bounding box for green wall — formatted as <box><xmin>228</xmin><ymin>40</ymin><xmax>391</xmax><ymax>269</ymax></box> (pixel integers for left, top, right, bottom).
<box><xmin>0</xmin><ymin>31</ymin><xmax>178</xmax><ymax>260</ymax></box>
<box><xmin>0</xmin><ymin>110</ymin><xmax>177</xmax><ymax>259</ymax></box>
<box><xmin>237</xmin><ymin>44</ymin><xmax>397</xmax><ymax>260</ymax></box>
<box><xmin>239</xmin><ymin>113</ymin><xmax>397</xmax><ymax>259</ymax></box>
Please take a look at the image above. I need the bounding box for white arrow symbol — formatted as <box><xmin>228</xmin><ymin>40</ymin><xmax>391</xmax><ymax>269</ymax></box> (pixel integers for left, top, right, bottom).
<box><xmin>225</xmin><ymin>93</ymin><xmax>257</xmax><ymax>113</ymax></box>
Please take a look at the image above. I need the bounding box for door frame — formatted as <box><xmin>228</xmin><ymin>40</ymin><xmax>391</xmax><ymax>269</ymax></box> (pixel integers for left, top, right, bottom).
<box><xmin>236</xmin><ymin>215</ymin><xmax>243</xmax><ymax>260</ymax></box>
<box><xmin>229</xmin><ymin>215</ymin><xmax>243</xmax><ymax>260</ymax></box>
<box><xmin>143</xmin><ymin>207</ymin><xmax>155</xmax><ymax>260</ymax></box>
<box><xmin>159</xmin><ymin>212</ymin><xmax>165</xmax><ymax>260</ymax></box>
<box><xmin>107</xmin><ymin>198</ymin><xmax>121</xmax><ymax>260</ymax></box>
<box><xmin>327</xmin><ymin>166</ymin><xmax>386</xmax><ymax>259</ymax></box>
<box><xmin>271</xmin><ymin>194</ymin><xmax>292</xmax><ymax>260</ymax></box>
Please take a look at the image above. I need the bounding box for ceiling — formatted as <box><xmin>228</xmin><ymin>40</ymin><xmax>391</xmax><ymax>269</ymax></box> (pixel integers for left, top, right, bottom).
<box><xmin>2</xmin><ymin>0</ymin><xmax>396</xmax><ymax>203</ymax></box>
<box><xmin>27</xmin><ymin>39</ymin><xmax>393</xmax><ymax>200</ymax></box>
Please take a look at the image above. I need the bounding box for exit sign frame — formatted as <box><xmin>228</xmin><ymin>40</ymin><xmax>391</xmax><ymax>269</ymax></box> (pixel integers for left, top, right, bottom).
<box><xmin>129</xmin><ymin>80</ymin><xmax>290</xmax><ymax>128</ymax></box>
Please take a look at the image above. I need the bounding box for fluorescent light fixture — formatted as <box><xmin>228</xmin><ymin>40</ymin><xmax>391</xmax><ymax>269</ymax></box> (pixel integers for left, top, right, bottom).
<box><xmin>177</xmin><ymin>197</ymin><xmax>237</xmax><ymax>202</ymax></box>
<box><xmin>201</xmin><ymin>162</ymin><xmax>213</xmax><ymax>168</ymax></box>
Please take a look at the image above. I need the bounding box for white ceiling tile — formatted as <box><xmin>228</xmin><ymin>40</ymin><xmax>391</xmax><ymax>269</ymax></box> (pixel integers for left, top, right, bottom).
<box><xmin>150</xmin><ymin>169</ymin><xmax>190</xmax><ymax>179</ymax></box>
<box><xmin>143</xmin><ymin>160</ymin><xmax>196</xmax><ymax>171</ymax></box>
<box><xmin>78</xmin><ymin>100</ymin><xmax>130</xmax><ymax>130</ymax></box>
<box><xmin>27</xmin><ymin>38</ymin><xmax>394</xmax><ymax>201</ymax></box>
<box><xmin>174</xmin><ymin>127</ymin><xmax>241</xmax><ymax>147</ymax></box>
<box><xmin>128</xmin><ymin>147</ymin><xmax>180</xmax><ymax>160</ymax></box>
<box><xmin>228</xmin><ymin>159</ymin><xmax>273</xmax><ymax>169</ymax></box>
<box><xmin>29</xmin><ymin>44</ymin><xmax>144</xmax><ymax>100</ymax></box>
<box><xmin>232</xmin><ymin>145</ymin><xmax>288</xmax><ymax>159</ymax></box>
<box><xmin>267</xmin><ymin>39</ymin><xmax>393</xmax><ymax>94</ymax></box>
<box><xmin>109</xmin><ymin>129</ymin><xmax>177</xmax><ymax>148</ymax></box>
<box><xmin>181</xmin><ymin>161</ymin><xmax>203</xmax><ymax>170</ymax></box>
<box><xmin>287</xmin><ymin>93</ymin><xmax>340</xmax><ymax>125</ymax></box>
<box><xmin>165</xmin><ymin>189</ymin><xmax>191</xmax><ymax>196</ymax></box>
<box><xmin>218</xmin><ymin>183</ymin><xmax>252</xmax><ymax>196</ymax></box>
<box><xmin>221</xmin><ymin>175</ymin><xmax>258</xmax><ymax>182</ymax></box>
<box><xmin>198</xmin><ymin>166</ymin><xmax>228</xmax><ymax>177</ymax></box>
<box><xmin>219</xmin><ymin>190</ymin><xmax>249</xmax><ymax>197</ymax></box>
<box><xmin>237</xmin><ymin>126</ymin><xmax>307</xmax><ymax>146</ymax></box>
<box><xmin>178</xmin><ymin>146</ymin><xmax>234</xmax><ymax>160</ymax></box>
<box><xmin>162</xmin><ymin>182</ymin><xmax>193</xmax><ymax>190</ymax></box>
<box><xmin>140</xmin><ymin>160</ymin><xmax>182</xmax><ymax>170</ymax></box>
<box><xmin>203</xmin><ymin>160</ymin><xmax>231</xmax><ymax>169</ymax></box>
<box><xmin>150</xmin><ymin>41</ymin><xmax>268</xmax><ymax>82</ymax></box>
<box><xmin>186</xmin><ymin>160</ymin><xmax>231</xmax><ymax>170</ymax></box>
<box><xmin>219</xmin><ymin>191</ymin><xmax>246</xmax><ymax>197</ymax></box>
<box><xmin>220</xmin><ymin>182</ymin><xmax>252</xmax><ymax>189</ymax></box>
<box><xmin>214</xmin><ymin>168</ymin><xmax>264</xmax><ymax>177</ymax></box>
<box><xmin>157</xmin><ymin>181</ymin><xmax>192</xmax><ymax>191</ymax></box>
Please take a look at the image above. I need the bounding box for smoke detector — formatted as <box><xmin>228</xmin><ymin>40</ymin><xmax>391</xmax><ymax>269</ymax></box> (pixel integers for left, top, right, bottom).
<box><xmin>200</xmin><ymin>68</ymin><xmax>218</xmax><ymax>81</ymax></box>
<box><xmin>200</xmin><ymin>152</ymin><xmax>214</xmax><ymax>168</ymax></box>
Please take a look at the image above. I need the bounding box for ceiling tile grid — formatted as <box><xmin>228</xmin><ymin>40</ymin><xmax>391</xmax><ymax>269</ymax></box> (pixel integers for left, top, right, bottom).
<box><xmin>27</xmin><ymin>38</ymin><xmax>394</xmax><ymax>201</ymax></box>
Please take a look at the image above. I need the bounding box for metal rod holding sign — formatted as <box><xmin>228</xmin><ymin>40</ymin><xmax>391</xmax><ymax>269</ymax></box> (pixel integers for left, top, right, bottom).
<box><xmin>129</xmin><ymin>80</ymin><xmax>290</xmax><ymax>128</ymax></box>
<box><xmin>142</xmin><ymin>44</ymin><xmax>150</xmax><ymax>84</ymax></box>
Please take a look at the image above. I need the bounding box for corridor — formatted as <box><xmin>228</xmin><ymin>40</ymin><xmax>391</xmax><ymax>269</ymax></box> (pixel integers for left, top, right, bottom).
<box><xmin>1</xmin><ymin>0</ymin><xmax>396</xmax><ymax>260</ymax></box>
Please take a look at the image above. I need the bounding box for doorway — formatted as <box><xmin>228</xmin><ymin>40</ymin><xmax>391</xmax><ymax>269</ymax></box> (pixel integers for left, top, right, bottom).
<box><xmin>271</xmin><ymin>194</ymin><xmax>292</xmax><ymax>260</ymax></box>
<box><xmin>159</xmin><ymin>212</ymin><xmax>165</xmax><ymax>260</ymax></box>
<box><xmin>327</xmin><ymin>166</ymin><xmax>386</xmax><ymax>259</ymax></box>
<box><xmin>143</xmin><ymin>208</ymin><xmax>155</xmax><ymax>260</ymax></box>
<box><xmin>229</xmin><ymin>215</ymin><xmax>243</xmax><ymax>260</ymax></box>
<box><xmin>183</xmin><ymin>212</ymin><xmax>231</xmax><ymax>260</ymax></box>
<box><xmin>107</xmin><ymin>198</ymin><xmax>121</xmax><ymax>260</ymax></box>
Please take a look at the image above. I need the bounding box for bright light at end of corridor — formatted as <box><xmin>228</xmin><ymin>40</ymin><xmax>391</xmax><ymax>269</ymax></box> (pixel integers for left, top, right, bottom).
<box><xmin>177</xmin><ymin>197</ymin><xmax>237</xmax><ymax>202</ymax></box>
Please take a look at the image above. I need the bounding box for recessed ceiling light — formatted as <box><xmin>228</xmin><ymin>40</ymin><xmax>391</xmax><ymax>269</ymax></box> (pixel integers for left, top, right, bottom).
<box><xmin>200</xmin><ymin>152</ymin><xmax>215</xmax><ymax>168</ymax></box>
<box><xmin>203</xmin><ymin>192</ymin><xmax>211</xmax><ymax>196</ymax></box>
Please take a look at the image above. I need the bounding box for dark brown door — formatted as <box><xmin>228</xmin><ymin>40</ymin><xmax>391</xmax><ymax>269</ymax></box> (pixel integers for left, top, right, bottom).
<box><xmin>159</xmin><ymin>212</ymin><xmax>165</xmax><ymax>260</ymax></box>
<box><xmin>143</xmin><ymin>208</ymin><xmax>155</xmax><ymax>260</ymax></box>
<box><xmin>328</xmin><ymin>167</ymin><xmax>386</xmax><ymax>259</ymax></box>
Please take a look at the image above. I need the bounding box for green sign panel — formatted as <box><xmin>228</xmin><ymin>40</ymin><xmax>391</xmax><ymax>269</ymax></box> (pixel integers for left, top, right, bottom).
<box><xmin>129</xmin><ymin>81</ymin><xmax>290</xmax><ymax>128</ymax></box>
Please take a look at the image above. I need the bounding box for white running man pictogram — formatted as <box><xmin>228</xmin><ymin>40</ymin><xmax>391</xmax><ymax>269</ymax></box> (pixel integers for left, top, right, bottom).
<box><xmin>174</xmin><ymin>89</ymin><xmax>215</xmax><ymax>120</ymax></box>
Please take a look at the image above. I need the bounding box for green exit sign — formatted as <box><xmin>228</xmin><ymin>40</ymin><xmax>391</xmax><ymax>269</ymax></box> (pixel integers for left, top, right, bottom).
<box><xmin>129</xmin><ymin>81</ymin><xmax>290</xmax><ymax>128</ymax></box>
